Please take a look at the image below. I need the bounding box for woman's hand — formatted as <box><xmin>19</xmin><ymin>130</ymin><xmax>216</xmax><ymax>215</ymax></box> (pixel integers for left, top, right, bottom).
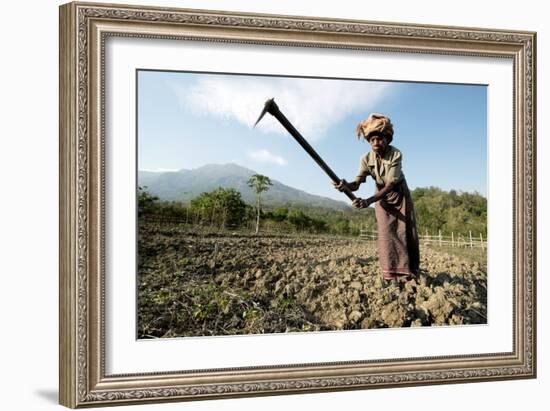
<box><xmin>352</xmin><ymin>197</ymin><xmax>374</xmax><ymax>209</ymax></box>
<box><xmin>332</xmin><ymin>179</ymin><xmax>359</xmax><ymax>192</ymax></box>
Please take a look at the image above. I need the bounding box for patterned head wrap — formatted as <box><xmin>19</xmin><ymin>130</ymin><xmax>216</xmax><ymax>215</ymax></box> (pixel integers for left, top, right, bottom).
<box><xmin>356</xmin><ymin>113</ymin><xmax>394</xmax><ymax>143</ymax></box>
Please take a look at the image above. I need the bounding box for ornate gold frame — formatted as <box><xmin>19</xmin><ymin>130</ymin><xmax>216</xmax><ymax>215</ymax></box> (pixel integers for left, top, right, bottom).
<box><xmin>59</xmin><ymin>2</ymin><xmax>536</xmax><ymax>408</ymax></box>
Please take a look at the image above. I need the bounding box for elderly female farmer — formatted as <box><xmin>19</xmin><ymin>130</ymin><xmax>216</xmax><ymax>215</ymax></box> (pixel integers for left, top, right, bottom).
<box><xmin>334</xmin><ymin>113</ymin><xmax>419</xmax><ymax>280</ymax></box>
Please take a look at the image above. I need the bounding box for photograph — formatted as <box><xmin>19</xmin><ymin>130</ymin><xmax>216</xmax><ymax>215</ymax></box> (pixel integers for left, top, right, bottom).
<box><xmin>58</xmin><ymin>2</ymin><xmax>536</xmax><ymax>407</ymax></box>
<box><xmin>136</xmin><ymin>70</ymin><xmax>488</xmax><ymax>338</ymax></box>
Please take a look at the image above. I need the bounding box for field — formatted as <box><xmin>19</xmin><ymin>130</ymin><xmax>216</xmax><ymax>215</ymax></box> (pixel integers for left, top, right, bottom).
<box><xmin>137</xmin><ymin>221</ymin><xmax>487</xmax><ymax>338</ymax></box>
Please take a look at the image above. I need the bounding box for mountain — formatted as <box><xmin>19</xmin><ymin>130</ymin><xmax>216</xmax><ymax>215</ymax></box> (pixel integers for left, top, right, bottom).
<box><xmin>138</xmin><ymin>163</ymin><xmax>350</xmax><ymax>210</ymax></box>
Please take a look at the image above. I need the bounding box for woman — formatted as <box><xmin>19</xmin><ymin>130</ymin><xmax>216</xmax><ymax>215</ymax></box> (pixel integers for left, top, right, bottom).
<box><xmin>334</xmin><ymin>113</ymin><xmax>419</xmax><ymax>280</ymax></box>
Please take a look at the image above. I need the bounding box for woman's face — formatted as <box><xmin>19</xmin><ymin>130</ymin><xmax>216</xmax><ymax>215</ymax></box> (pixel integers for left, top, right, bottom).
<box><xmin>368</xmin><ymin>134</ymin><xmax>387</xmax><ymax>155</ymax></box>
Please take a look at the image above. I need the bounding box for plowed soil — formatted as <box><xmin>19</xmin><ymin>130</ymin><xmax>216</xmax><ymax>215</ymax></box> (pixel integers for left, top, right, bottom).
<box><xmin>137</xmin><ymin>223</ymin><xmax>487</xmax><ymax>338</ymax></box>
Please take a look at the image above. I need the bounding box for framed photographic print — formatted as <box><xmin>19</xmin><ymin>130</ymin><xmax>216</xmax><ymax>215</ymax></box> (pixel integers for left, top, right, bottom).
<box><xmin>59</xmin><ymin>1</ymin><xmax>537</xmax><ymax>408</ymax></box>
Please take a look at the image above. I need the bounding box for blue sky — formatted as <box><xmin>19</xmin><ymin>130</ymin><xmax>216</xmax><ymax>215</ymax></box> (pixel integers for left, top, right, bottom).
<box><xmin>137</xmin><ymin>70</ymin><xmax>487</xmax><ymax>202</ymax></box>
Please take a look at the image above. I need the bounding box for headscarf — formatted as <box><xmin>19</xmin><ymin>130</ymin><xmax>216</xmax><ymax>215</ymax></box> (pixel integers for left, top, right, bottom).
<box><xmin>356</xmin><ymin>113</ymin><xmax>394</xmax><ymax>143</ymax></box>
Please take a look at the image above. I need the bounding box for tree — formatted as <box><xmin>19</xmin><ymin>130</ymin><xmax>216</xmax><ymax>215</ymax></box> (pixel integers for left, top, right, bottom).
<box><xmin>247</xmin><ymin>174</ymin><xmax>273</xmax><ymax>234</ymax></box>
<box><xmin>411</xmin><ymin>187</ymin><xmax>487</xmax><ymax>236</ymax></box>
<box><xmin>189</xmin><ymin>188</ymin><xmax>247</xmax><ymax>228</ymax></box>
<box><xmin>271</xmin><ymin>207</ymin><xmax>289</xmax><ymax>222</ymax></box>
<box><xmin>137</xmin><ymin>186</ymin><xmax>159</xmax><ymax>215</ymax></box>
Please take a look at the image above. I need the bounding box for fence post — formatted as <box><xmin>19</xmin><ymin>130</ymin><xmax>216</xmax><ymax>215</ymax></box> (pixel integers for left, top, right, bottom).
<box><xmin>469</xmin><ymin>231</ymin><xmax>473</xmax><ymax>249</ymax></box>
<box><xmin>438</xmin><ymin>230</ymin><xmax>442</xmax><ymax>247</ymax></box>
<box><xmin>480</xmin><ymin>233</ymin><xmax>484</xmax><ymax>249</ymax></box>
<box><xmin>452</xmin><ymin>231</ymin><xmax>454</xmax><ymax>247</ymax></box>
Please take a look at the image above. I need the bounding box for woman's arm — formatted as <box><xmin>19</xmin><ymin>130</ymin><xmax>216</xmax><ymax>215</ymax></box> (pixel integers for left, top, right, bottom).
<box><xmin>368</xmin><ymin>180</ymin><xmax>396</xmax><ymax>203</ymax></box>
<box><xmin>352</xmin><ymin>181</ymin><xmax>396</xmax><ymax>208</ymax></box>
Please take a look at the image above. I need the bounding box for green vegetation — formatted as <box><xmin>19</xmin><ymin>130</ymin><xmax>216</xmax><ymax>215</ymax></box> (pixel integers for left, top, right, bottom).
<box><xmin>137</xmin><ymin>186</ymin><xmax>159</xmax><ymax>214</ymax></box>
<box><xmin>261</xmin><ymin>207</ymin><xmax>365</xmax><ymax>235</ymax></box>
<box><xmin>189</xmin><ymin>187</ymin><xmax>247</xmax><ymax>228</ymax></box>
<box><xmin>138</xmin><ymin>186</ymin><xmax>248</xmax><ymax>229</ymax></box>
<box><xmin>138</xmin><ymin>185</ymin><xmax>487</xmax><ymax>237</ymax></box>
<box><xmin>412</xmin><ymin>187</ymin><xmax>487</xmax><ymax>236</ymax></box>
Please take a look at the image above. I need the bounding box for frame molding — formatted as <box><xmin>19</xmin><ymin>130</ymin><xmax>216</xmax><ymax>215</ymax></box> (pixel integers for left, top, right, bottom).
<box><xmin>59</xmin><ymin>2</ymin><xmax>536</xmax><ymax>408</ymax></box>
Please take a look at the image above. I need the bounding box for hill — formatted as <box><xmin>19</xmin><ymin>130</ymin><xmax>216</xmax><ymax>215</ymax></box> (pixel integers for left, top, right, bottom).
<box><xmin>138</xmin><ymin>163</ymin><xmax>350</xmax><ymax>211</ymax></box>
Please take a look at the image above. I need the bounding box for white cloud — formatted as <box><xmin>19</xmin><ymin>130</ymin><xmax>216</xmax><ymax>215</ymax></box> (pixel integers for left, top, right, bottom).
<box><xmin>248</xmin><ymin>149</ymin><xmax>288</xmax><ymax>166</ymax></box>
<box><xmin>173</xmin><ymin>76</ymin><xmax>393</xmax><ymax>141</ymax></box>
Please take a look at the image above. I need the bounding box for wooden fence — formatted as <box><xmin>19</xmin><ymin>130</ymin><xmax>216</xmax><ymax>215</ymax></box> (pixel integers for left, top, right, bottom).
<box><xmin>359</xmin><ymin>226</ymin><xmax>486</xmax><ymax>249</ymax></box>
